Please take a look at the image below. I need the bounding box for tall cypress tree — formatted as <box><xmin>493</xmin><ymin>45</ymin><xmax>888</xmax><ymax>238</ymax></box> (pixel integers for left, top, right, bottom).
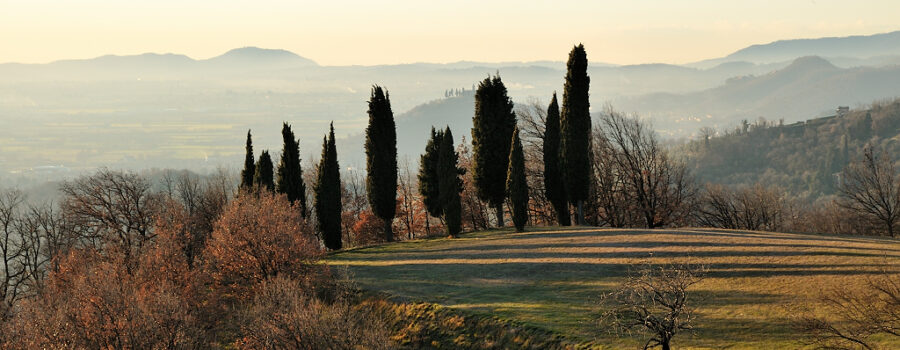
<box><xmin>560</xmin><ymin>44</ymin><xmax>591</xmax><ymax>225</ymax></box>
<box><xmin>315</xmin><ymin>123</ymin><xmax>342</xmax><ymax>250</ymax></box>
<box><xmin>507</xmin><ymin>127</ymin><xmax>529</xmax><ymax>232</ymax></box>
<box><xmin>254</xmin><ymin>150</ymin><xmax>275</xmax><ymax>191</ymax></box>
<box><xmin>240</xmin><ymin>130</ymin><xmax>256</xmax><ymax>190</ymax></box>
<box><xmin>276</xmin><ymin>122</ymin><xmax>307</xmax><ymax>216</ymax></box>
<box><xmin>438</xmin><ymin>127</ymin><xmax>463</xmax><ymax>237</ymax></box>
<box><xmin>471</xmin><ymin>74</ymin><xmax>517</xmax><ymax>227</ymax></box>
<box><xmin>418</xmin><ymin>127</ymin><xmax>444</xmax><ymax>219</ymax></box>
<box><xmin>543</xmin><ymin>93</ymin><xmax>571</xmax><ymax>226</ymax></box>
<box><xmin>365</xmin><ymin>86</ymin><xmax>398</xmax><ymax>242</ymax></box>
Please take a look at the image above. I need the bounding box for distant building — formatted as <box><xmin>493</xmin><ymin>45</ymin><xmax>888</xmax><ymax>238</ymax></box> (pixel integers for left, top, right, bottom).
<box><xmin>837</xmin><ymin>106</ymin><xmax>850</xmax><ymax>117</ymax></box>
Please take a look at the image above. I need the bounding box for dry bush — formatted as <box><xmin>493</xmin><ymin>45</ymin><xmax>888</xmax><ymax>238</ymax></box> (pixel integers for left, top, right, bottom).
<box><xmin>237</xmin><ymin>275</ymin><xmax>392</xmax><ymax>350</ymax></box>
<box><xmin>5</xmin><ymin>226</ymin><xmax>210</xmax><ymax>349</ymax></box>
<box><xmin>352</xmin><ymin>210</ymin><xmax>387</xmax><ymax>246</ymax></box>
<box><xmin>796</xmin><ymin>273</ymin><xmax>900</xmax><ymax>349</ymax></box>
<box><xmin>204</xmin><ymin>191</ymin><xmax>324</xmax><ymax>297</ymax></box>
<box><xmin>599</xmin><ymin>262</ymin><xmax>707</xmax><ymax>350</ymax></box>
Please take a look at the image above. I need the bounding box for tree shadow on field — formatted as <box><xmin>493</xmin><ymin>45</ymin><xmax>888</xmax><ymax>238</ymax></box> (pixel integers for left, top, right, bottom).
<box><xmin>426</xmin><ymin>240</ymin><xmax>900</xmax><ymax>254</ymax></box>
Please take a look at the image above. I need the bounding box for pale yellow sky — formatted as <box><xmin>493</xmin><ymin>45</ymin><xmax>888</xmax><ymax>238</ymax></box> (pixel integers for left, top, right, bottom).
<box><xmin>1</xmin><ymin>0</ymin><xmax>899</xmax><ymax>65</ymax></box>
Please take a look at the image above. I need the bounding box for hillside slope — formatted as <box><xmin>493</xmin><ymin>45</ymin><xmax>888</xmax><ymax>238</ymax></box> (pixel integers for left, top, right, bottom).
<box><xmin>679</xmin><ymin>98</ymin><xmax>900</xmax><ymax>198</ymax></box>
<box><xmin>330</xmin><ymin>227</ymin><xmax>900</xmax><ymax>349</ymax></box>
<box><xmin>618</xmin><ymin>56</ymin><xmax>900</xmax><ymax>136</ymax></box>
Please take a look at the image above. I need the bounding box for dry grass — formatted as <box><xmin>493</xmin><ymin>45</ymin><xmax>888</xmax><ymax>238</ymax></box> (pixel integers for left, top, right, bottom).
<box><xmin>329</xmin><ymin>227</ymin><xmax>900</xmax><ymax>349</ymax></box>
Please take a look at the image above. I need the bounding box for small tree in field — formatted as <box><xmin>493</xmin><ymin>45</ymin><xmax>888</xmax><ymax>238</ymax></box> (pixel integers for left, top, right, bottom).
<box><xmin>599</xmin><ymin>262</ymin><xmax>707</xmax><ymax>350</ymax></box>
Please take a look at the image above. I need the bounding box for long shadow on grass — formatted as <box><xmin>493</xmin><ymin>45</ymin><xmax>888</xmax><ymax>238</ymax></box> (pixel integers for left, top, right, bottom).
<box><xmin>335</xmin><ymin>249</ymin><xmax>900</xmax><ymax>262</ymax></box>
<box><xmin>418</xmin><ymin>240</ymin><xmax>900</xmax><ymax>254</ymax></box>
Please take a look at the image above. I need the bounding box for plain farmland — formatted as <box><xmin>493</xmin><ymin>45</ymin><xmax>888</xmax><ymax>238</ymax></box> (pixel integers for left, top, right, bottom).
<box><xmin>329</xmin><ymin>227</ymin><xmax>900</xmax><ymax>349</ymax></box>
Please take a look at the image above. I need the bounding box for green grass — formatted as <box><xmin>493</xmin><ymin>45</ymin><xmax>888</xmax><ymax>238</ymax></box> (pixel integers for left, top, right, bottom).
<box><xmin>329</xmin><ymin>227</ymin><xmax>900</xmax><ymax>349</ymax></box>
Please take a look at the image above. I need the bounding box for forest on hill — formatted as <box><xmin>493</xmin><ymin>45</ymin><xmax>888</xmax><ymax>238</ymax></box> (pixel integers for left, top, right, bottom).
<box><xmin>680</xmin><ymin>97</ymin><xmax>900</xmax><ymax>200</ymax></box>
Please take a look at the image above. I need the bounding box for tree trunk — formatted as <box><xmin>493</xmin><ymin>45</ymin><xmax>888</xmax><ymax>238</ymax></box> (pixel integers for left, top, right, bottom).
<box><xmin>425</xmin><ymin>215</ymin><xmax>431</xmax><ymax>237</ymax></box>
<box><xmin>495</xmin><ymin>203</ymin><xmax>504</xmax><ymax>228</ymax></box>
<box><xmin>576</xmin><ymin>200</ymin><xmax>585</xmax><ymax>225</ymax></box>
<box><xmin>661</xmin><ymin>341</ymin><xmax>670</xmax><ymax>350</ymax></box>
<box><xmin>383</xmin><ymin>218</ymin><xmax>393</xmax><ymax>242</ymax></box>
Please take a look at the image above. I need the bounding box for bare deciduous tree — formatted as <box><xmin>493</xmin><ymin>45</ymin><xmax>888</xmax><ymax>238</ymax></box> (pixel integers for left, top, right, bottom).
<box><xmin>838</xmin><ymin>146</ymin><xmax>900</xmax><ymax>237</ymax></box>
<box><xmin>596</xmin><ymin>107</ymin><xmax>696</xmax><ymax>228</ymax></box>
<box><xmin>796</xmin><ymin>273</ymin><xmax>900</xmax><ymax>350</ymax></box>
<box><xmin>599</xmin><ymin>262</ymin><xmax>707</xmax><ymax>350</ymax></box>
<box><xmin>697</xmin><ymin>183</ymin><xmax>786</xmax><ymax>231</ymax></box>
<box><xmin>60</xmin><ymin>169</ymin><xmax>161</xmax><ymax>257</ymax></box>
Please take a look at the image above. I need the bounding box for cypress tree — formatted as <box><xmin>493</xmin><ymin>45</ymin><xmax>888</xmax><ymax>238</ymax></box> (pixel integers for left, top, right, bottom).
<box><xmin>240</xmin><ymin>130</ymin><xmax>256</xmax><ymax>189</ymax></box>
<box><xmin>543</xmin><ymin>93</ymin><xmax>571</xmax><ymax>226</ymax></box>
<box><xmin>365</xmin><ymin>86</ymin><xmax>398</xmax><ymax>242</ymax></box>
<box><xmin>507</xmin><ymin>127</ymin><xmax>528</xmax><ymax>232</ymax></box>
<box><xmin>438</xmin><ymin>127</ymin><xmax>463</xmax><ymax>237</ymax></box>
<box><xmin>276</xmin><ymin>122</ymin><xmax>307</xmax><ymax>216</ymax></box>
<box><xmin>471</xmin><ymin>74</ymin><xmax>517</xmax><ymax>227</ymax></box>
<box><xmin>315</xmin><ymin>123</ymin><xmax>342</xmax><ymax>250</ymax></box>
<box><xmin>418</xmin><ymin>127</ymin><xmax>444</xmax><ymax>219</ymax></box>
<box><xmin>254</xmin><ymin>150</ymin><xmax>275</xmax><ymax>191</ymax></box>
<box><xmin>560</xmin><ymin>44</ymin><xmax>591</xmax><ymax>225</ymax></box>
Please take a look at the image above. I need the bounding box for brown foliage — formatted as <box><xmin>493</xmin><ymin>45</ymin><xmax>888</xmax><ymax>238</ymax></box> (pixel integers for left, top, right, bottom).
<box><xmin>352</xmin><ymin>210</ymin><xmax>387</xmax><ymax>246</ymax></box>
<box><xmin>204</xmin><ymin>191</ymin><xmax>324</xmax><ymax>296</ymax></box>
<box><xmin>237</xmin><ymin>275</ymin><xmax>392</xmax><ymax>350</ymax></box>
<box><xmin>5</xmin><ymin>220</ymin><xmax>210</xmax><ymax>349</ymax></box>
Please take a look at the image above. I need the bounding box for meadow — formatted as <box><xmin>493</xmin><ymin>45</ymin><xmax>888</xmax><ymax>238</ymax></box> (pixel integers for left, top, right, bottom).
<box><xmin>330</xmin><ymin>227</ymin><xmax>900</xmax><ymax>349</ymax></box>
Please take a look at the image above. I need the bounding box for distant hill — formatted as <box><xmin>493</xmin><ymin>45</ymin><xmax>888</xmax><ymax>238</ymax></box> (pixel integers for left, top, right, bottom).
<box><xmin>205</xmin><ymin>47</ymin><xmax>318</xmax><ymax>69</ymax></box>
<box><xmin>618</xmin><ymin>56</ymin><xmax>900</xmax><ymax>136</ymax></box>
<box><xmin>679</xmin><ymin>98</ymin><xmax>900</xmax><ymax>199</ymax></box>
<box><xmin>691</xmin><ymin>30</ymin><xmax>900</xmax><ymax>68</ymax></box>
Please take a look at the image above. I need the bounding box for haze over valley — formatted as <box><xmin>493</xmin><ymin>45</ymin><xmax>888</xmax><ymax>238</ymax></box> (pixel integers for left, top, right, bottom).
<box><xmin>4</xmin><ymin>31</ymin><xmax>900</xmax><ymax>182</ymax></box>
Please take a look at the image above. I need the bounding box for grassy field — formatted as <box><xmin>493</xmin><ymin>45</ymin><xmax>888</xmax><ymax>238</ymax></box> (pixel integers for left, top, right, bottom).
<box><xmin>329</xmin><ymin>227</ymin><xmax>900</xmax><ymax>349</ymax></box>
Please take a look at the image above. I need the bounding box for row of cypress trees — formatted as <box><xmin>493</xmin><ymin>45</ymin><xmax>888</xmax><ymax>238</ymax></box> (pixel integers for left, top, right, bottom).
<box><xmin>239</xmin><ymin>44</ymin><xmax>591</xmax><ymax>248</ymax></box>
<box><xmin>468</xmin><ymin>44</ymin><xmax>591</xmax><ymax>230</ymax></box>
<box><xmin>239</xmin><ymin>85</ymin><xmax>401</xmax><ymax>249</ymax></box>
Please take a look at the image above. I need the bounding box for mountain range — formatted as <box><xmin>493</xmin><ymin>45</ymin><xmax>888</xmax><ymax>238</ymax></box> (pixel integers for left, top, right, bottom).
<box><xmin>2</xmin><ymin>31</ymin><xmax>900</xmax><ymax>174</ymax></box>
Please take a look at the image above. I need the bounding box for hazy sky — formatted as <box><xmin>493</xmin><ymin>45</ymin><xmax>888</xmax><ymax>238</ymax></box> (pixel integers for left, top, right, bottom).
<box><xmin>2</xmin><ymin>0</ymin><xmax>899</xmax><ymax>66</ymax></box>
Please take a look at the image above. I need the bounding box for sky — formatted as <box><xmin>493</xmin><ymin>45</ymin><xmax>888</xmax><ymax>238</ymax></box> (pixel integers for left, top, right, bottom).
<box><xmin>2</xmin><ymin>0</ymin><xmax>899</xmax><ymax>66</ymax></box>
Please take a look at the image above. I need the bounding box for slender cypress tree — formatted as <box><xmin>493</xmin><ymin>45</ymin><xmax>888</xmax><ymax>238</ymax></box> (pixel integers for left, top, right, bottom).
<box><xmin>240</xmin><ymin>130</ymin><xmax>256</xmax><ymax>189</ymax></box>
<box><xmin>560</xmin><ymin>44</ymin><xmax>591</xmax><ymax>225</ymax></box>
<box><xmin>438</xmin><ymin>127</ymin><xmax>463</xmax><ymax>237</ymax></box>
<box><xmin>543</xmin><ymin>93</ymin><xmax>571</xmax><ymax>226</ymax></box>
<box><xmin>365</xmin><ymin>85</ymin><xmax>398</xmax><ymax>241</ymax></box>
<box><xmin>471</xmin><ymin>74</ymin><xmax>517</xmax><ymax>227</ymax></box>
<box><xmin>315</xmin><ymin>123</ymin><xmax>342</xmax><ymax>250</ymax></box>
<box><xmin>254</xmin><ymin>150</ymin><xmax>275</xmax><ymax>191</ymax></box>
<box><xmin>507</xmin><ymin>127</ymin><xmax>529</xmax><ymax>232</ymax></box>
<box><xmin>418</xmin><ymin>127</ymin><xmax>444</xmax><ymax>219</ymax></box>
<box><xmin>276</xmin><ymin>122</ymin><xmax>307</xmax><ymax>216</ymax></box>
